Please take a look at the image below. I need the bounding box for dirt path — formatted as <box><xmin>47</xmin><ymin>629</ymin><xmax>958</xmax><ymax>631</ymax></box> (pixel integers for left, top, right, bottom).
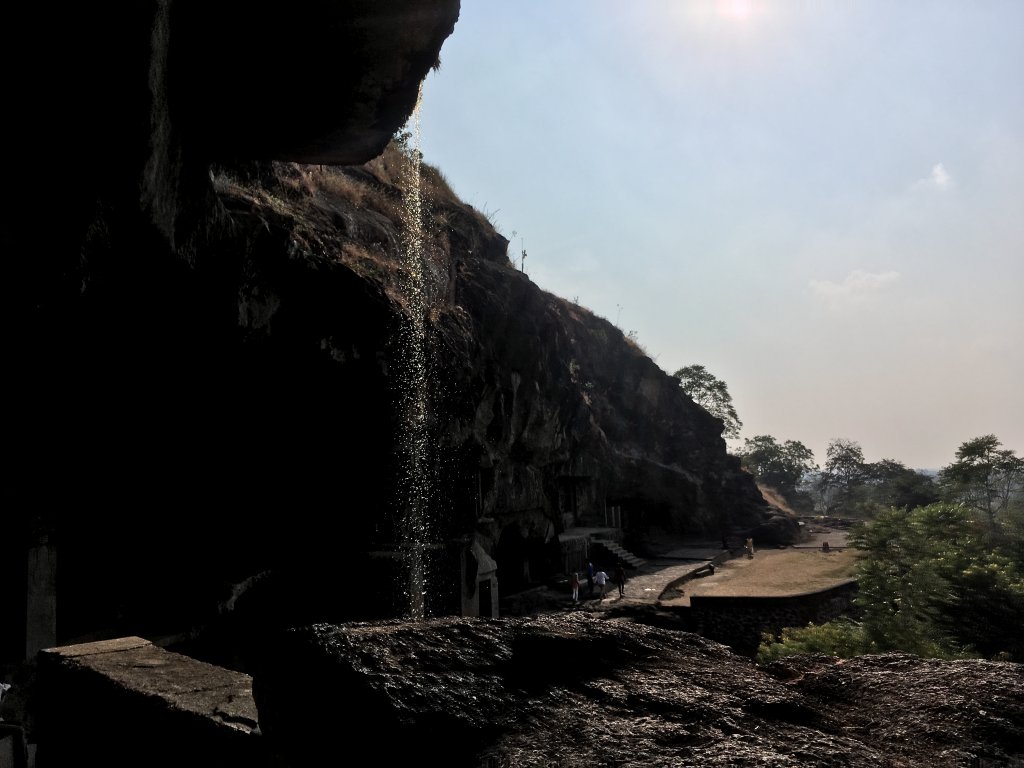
<box><xmin>658</xmin><ymin>547</ymin><xmax>860</xmax><ymax>607</ymax></box>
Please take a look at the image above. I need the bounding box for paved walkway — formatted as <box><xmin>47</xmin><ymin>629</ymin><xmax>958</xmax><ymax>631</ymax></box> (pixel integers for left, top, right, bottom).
<box><xmin>572</xmin><ymin>540</ymin><xmax>730</xmax><ymax>610</ymax></box>
<box><xmin>606</xmin><ymin>559</ymin><xmax>710</xmax><ymax>606</ymax></box>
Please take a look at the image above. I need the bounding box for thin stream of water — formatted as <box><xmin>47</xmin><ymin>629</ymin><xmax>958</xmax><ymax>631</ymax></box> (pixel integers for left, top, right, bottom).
<box><xmin>396</xmin><ymin>84</ymin><xmax>430</xmax><ymax>619</ymax></box>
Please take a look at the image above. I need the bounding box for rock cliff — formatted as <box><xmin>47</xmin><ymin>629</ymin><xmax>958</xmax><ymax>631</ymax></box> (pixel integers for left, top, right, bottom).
<box><xmin>205</xmin><ymin>155</ymin><xmax>789</xmax><ymax>556</ymax></box>
<box><xmin>2</xmin><ymin>0</ymin><xmax>458</xmax><ymax>656</ymax></box>
<box><xmin>2</xmin><ymin>0</ymin><xmax>790</xmax><ymax>654</ymax></box>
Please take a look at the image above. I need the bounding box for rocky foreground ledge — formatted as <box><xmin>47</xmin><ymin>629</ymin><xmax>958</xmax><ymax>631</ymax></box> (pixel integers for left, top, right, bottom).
<box><xmin>253</xmin><ymin>613</ymin><xmax>1024</xmax><ymax>767</ymax></box>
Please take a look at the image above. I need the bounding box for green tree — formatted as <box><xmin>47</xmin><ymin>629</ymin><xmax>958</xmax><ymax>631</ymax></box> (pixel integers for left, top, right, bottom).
<box><xmin>737</xmin><ymin>435</ymin><xmax>817</xmax><ymax>500</ymax></box>
<box><xmin>850</xmin><ymin>505</ymin><xmax>957</xmax><ymax>656</ymax></box>
<box><xmin>672</xmin><ymin>364</ymin><xmax>742</xmax><ymax>439</ymax></box>
<box><xmin>939</xmin><ymin>435</ymin><xmax>1024</xmax><ymax>530</ymax></box>
<box><xmin>851</xmin><ymin>503</ymin><xmax>1024</xmax><ymax>660</ymax></box>
<box><xmin>862</xmin><ymin>458</ymin><xmax>939</xmax><ymax>511</ymax></box>
<box><xmin>818</xmin><ymin>438</ymin><xmax>867</xmax><ymax>515</ymax></box>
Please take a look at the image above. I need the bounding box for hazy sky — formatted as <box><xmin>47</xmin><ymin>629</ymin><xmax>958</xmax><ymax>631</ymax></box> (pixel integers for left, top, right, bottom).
<box><xmin>418</xmin><ymin>0</ymin><xmax>1023</xmax><ymax>471</ymax></box>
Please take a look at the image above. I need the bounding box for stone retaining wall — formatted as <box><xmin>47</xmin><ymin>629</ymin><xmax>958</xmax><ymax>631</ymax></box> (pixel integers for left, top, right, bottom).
<box><xmin>689</xmin><ymin>580</ymin><xmax>859</xmax><ymax>655</ymax></box>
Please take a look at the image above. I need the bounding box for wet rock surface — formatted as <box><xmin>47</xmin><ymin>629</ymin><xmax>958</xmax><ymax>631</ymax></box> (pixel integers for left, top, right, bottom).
<box><xmin>253</xmin><ymin>614</ymin><xmax>1024</xmax><ymax>767</ymax></box>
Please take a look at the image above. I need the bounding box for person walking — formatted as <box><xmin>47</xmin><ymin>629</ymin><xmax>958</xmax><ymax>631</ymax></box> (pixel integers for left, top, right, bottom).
<box><xmin>586</xmin><ymin>561</ymin><xmax>595</xmax><ymax>597</ymax></box>
<box><xmin>594</xmin><ymin>568</ymin><xmax>609</xmax><ymax>599</ymax></box>
<box><xmin>570</xmin><ymin>572</ymin><xmax>580</xmax><ymax>603</ymax></box>
<box><xmin>614</xmin><ymin>563</ymin><xmax>626</xmax><ymax>597</ymax></box>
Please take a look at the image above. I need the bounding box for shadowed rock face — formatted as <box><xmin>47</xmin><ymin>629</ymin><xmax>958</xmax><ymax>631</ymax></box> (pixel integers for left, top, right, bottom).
<box><xmin>2</xmin><ymin>1</ymin><xmax>791</xmax><ymax>657</ymax></box>
<box><xmin>168</xmin><ymin>2</ymin><xmax>461</xmax><ymax>164</ymax></box>
<box><xmin>7</xmin><ymin>1</ymin><xmax>458</xmax><ymax>256</ymax></box>
<box><xmin>253</xmin><ymin>614</ymin><xmax>1024</xmax><ymax>767</ymax></box>
<box><xmin>1</xmin><ymin>2</ymin><xmax>459</xmax><ymax>653</ymax></box>
<box><xmin>177</xmin><ymin>161</ymin><xmax>791</xmax><ymax>629</ymax></box>
<box><xmin>7</xmin><ymin>1</ymin><xmax>459</xmax><ymax>167</ymax></box>
<box><xmin>5</xmin><ymin>148</ymin><xmax>792</xmax><ymax>656</ymax></box>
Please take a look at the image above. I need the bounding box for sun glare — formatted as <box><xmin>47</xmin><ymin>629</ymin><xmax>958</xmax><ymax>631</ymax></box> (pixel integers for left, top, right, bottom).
<box><xmin>717</xmin><ymin>0</ymin><xmax>754</xmax><ymax>21</ymax></box>
<box><xmin>660</xmin><ymin>0</ymin><xmax>772</xmax><ymax>38</ymax></box>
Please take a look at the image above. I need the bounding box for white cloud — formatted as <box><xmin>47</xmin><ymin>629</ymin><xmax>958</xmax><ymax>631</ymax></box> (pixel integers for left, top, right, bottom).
<box><xmin>808</xmin><ymin>269</ymin><xmax>901</xmax><ymax>308</ymax></box>
<box><xmin>930</xmin><ymin>163</ymin><xmax>951</xmax><ymax>189</ymax></box>
<box><xmin>913</xmin><ymin>162</ymin><xmax>954</xmax><ymax>191</ymax></box>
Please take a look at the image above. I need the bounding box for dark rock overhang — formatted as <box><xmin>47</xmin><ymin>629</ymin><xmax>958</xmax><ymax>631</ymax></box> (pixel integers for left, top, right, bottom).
<box><xmin>6</xmin><ymin>1</ymin><xmax>459</xmax><ymax>170</ymax></box>
<box><xmin>169</xmin><ymin>1</ymin><xmax>461</xmax><ymax>165</ymax></box>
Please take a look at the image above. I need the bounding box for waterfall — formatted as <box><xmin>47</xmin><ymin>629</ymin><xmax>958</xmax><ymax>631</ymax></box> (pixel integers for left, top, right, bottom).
<box><xmin>142</xmin><ymin>0</ymin><xmax>181</xmax><ymax>251</ymax></box>
<box><xmin>395</xmin><ymin>84</ymin><xmax>431</xmax><ymax>619</ymax></box>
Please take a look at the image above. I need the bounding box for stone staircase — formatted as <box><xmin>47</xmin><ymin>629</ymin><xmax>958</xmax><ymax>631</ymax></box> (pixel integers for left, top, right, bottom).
<box><xmin>591</xmin><ymin>538</ymin><xmax>646</xmax><ymax>569</ymax></box>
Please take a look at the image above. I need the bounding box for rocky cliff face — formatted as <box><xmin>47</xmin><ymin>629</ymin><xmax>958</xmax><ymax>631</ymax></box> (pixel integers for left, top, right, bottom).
<box><xmin>3</xmin><ymin>0</ymin><xmax>460</xmax><ymax>654</ymax></box>
<box><xmin>2</xmin><ymin>0</ymin><xmax>789</xmax><ymax>653</ymax></box>
<box><xmin>192</xmin><ymin>155</ymin><xmax>792</xmax><ymax>612</ymax></box>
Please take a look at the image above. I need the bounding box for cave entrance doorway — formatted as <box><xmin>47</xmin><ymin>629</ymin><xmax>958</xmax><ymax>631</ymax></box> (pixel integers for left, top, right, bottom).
<box><xmin>477</xmin><ymin>580</ymin><xmax>493</xmax><ymax>618</ymax></box>
<box><xmin>556</xmin><ymin>474</ymin><xmax>593</xmax><ymax>527</ymax></box>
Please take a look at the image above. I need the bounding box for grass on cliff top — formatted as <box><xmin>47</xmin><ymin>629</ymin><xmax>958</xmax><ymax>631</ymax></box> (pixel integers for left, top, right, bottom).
<box><xmin>211</xmin><ymin>138</ymin><xmax>514</xmax><ymax>309</ymax></box>
<box><xmin>756</xmin><ymin>484</ymin><xmax>797</xmax><ymax>515</ymax></box>
<box><xmin>211</xmin><ymin>138</ymin><xmax>498</xmax><ymax>252</ymax></box>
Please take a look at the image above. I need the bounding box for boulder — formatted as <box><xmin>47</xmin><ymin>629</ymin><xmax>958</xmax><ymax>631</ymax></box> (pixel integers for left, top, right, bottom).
<box><xmin>252</xmin><ymin>614</ymin><xmax>1024</xmax><ymax>767</ymax></box>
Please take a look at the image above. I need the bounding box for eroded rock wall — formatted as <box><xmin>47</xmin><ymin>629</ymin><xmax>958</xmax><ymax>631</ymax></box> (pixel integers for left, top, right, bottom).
<box><xmin>185</xmin><ymin>159</ymin><xmax>791</xmax><ymax>608</ymax></box>
<box><xmin>2</xmin><ymin>1</ymin><xmax>461</xmax><ymax>656</ymax></box>
<box><xmin>2</xmin><ymin>0</ymin><xmax>790</xmax><ymax>657</ymax></box>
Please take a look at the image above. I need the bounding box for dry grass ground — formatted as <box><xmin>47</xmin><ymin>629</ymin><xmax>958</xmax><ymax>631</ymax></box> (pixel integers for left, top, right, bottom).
<box><xmin>662</xmin><ymin>547</ymin><xmax>861</xmax><ymax>605</ymax></box>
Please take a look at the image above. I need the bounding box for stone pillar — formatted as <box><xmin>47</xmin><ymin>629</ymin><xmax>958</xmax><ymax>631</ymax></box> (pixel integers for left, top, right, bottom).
<box><xmin>26</xmin><ymin>539</ymin><xmax>57</xmax><ymax>658</ymax></box>
<box><xmin>461</xmin><ymin>539</ymin><xmax>499</xmax><ymax>618</ymax></box>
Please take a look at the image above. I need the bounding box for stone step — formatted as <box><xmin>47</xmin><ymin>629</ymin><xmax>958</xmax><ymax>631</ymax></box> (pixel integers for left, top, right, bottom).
<box><xmin>591</xmin><ymin>539</ymin><xmax>646</xmax><ymax>568</ymax></box>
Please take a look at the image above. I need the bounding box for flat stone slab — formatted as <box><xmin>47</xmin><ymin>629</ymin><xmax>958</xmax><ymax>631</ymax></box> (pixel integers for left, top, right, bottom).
<box><xmin>34</xmin><ymin>637</ymin><xmax>267</xmax><ymax>766</ymax></box>
<box><xmin>40</xmin><ymin>636</ymin><xmax>258</xmax><ymax>732</ymax></box>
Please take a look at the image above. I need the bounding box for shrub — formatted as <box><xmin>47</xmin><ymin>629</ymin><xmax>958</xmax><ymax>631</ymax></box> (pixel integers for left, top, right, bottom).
<box><xmin>756</xmin><ymin>619</ymin><xmax>869</xmax><ymax>664</ymax></box>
